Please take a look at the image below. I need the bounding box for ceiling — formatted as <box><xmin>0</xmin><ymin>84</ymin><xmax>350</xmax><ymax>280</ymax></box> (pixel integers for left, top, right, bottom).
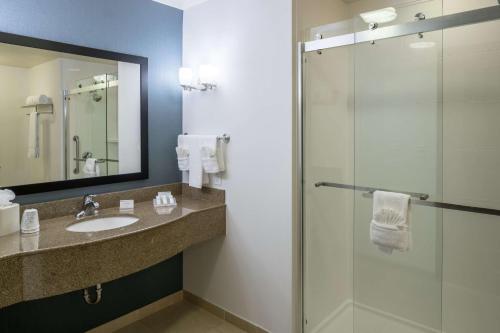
<box><xmin>152</xmin><ymin>0</ymin><xmax>209</xmax><ymax>10</ymax></box>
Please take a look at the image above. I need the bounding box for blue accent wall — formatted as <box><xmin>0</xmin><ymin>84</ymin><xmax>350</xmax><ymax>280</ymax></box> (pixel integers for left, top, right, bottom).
<box><xmin>0</xmin><ymin>254</ymin><xmax>183</xmax><ymax>332</ymax></box>
<box><xmin>0</xmin><ymin>0</ymin><xmax>183</xmax><ymax>204</ymax></box>
<box><xmin>0</xmin><ymin>2</ymin><xmax>183</xmax><ymax>330</ymax></box>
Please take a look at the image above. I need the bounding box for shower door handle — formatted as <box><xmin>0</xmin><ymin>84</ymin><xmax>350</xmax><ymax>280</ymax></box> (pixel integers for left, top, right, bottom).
<box><xmin>73</xmin><ymin>135</ymin><xmax>80</xmax><ymax>174</ymax></box>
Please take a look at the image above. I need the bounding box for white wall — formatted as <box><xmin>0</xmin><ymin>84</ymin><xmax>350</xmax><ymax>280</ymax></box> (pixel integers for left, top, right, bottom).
<box><xmin>181</xmin><ymin>0</ymin><xmax>293</xmax><ymax>332</ymax></box>
<box><xmin>117</xmin><ymin>62</ymin><xmax>141</xmax><ymax>174</ymax></box>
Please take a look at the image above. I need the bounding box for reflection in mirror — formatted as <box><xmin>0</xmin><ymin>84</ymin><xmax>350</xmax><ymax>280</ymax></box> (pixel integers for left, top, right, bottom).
<box><xmin>0</xmin><ymin>42</ymin><xmax>142</xmax><ymax>188</ymax></box>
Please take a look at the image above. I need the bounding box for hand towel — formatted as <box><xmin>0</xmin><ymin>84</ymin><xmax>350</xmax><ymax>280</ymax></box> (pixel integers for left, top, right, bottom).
<box><xmin>83</xmin><ymin>158</ymin><xmax>100</xmax><ymax>177</ymax></box>
<box><xmin>201</xmin><ymin>136</ymin><xmax>225</xmax><ymax>174</ymax></box>
<box><xmin>178</xmin><ymin>135</ymin><xmax>204</xmax><ymax>188</ymax></box>
<box><xmin>27</xmin><ymin>112</ymin><xmax>40</xmax><ymax>159</ymax></box>
<box><xmin>175</xmin><ymin>146</ymin><xmax>190</xmax><ymax>171</ymax></box>
<box><xmin>370</xmin><ymin>191</ymin><xmax>411</xmax><ymax>254</ymax></box>
<box><xmin>25</xmin><ymin>95</ymin><xmax>50</xmax><ymax>106</ymax></box>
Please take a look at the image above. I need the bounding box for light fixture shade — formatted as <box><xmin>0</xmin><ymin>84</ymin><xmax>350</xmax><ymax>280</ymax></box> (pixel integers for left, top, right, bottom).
<box><xmin>360</xmin><ymin>7</ymin><xmax>397</xmax><ymax>24</ymax></box>
<box><xmin>179</xmin><ymin>67</ymin><xmax>193</xmax><ymax>86</ymax></box>
<box><xmin>199</xmin><ymin>64</ymin><xmax>217</xmax><ymax>85</ymax></box>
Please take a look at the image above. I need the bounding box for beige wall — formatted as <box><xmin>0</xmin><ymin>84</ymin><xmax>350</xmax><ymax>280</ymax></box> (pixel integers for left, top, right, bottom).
<box><xmin>442</xmin><ymin>1</ymin><xmax>500</xmax><ymax>332</ymax></box>
<box><xmin>0</xmin><ymin>65</ymin><xmax>31</xmax><ymax>186</ymax></box>
<box><xmin>0</xmin><ymin>60</ymin><xmax>63</xmax><ymax>187</ymax></box>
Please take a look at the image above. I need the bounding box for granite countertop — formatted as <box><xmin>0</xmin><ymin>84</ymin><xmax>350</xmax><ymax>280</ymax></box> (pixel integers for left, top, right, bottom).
<box><xmin>0</xmin><ymin>195</ymin><xmax>223</xmax><ymax>261</ymax></box>
<box><xmin>0</xmin><ymin>184</ymin><xmax>226</xmax><ymax>309</ymax></box>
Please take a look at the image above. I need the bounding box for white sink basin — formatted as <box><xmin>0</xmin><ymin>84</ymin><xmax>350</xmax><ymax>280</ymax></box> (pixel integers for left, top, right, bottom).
<box><xmin>66</xmin><ymin>216</ymin><xmax>139</xmax><ymax>233</ymax></box>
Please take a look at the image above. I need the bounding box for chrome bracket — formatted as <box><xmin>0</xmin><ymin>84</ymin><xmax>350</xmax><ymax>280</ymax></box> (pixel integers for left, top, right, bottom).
<box><xmin>415</xmin><ymin>12</ymin><xmax>426</xmax><ymax>38</ymax></box>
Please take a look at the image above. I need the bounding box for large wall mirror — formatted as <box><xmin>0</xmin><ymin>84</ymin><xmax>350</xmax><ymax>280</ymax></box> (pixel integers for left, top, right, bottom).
<box><xmin>0</xmin><ymin>32</ymin><xmax>148</xmax><ymax>195</ymax></box>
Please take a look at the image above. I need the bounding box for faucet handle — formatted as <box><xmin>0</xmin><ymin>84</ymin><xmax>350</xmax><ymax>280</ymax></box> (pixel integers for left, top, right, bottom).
<box><xmin>83</xmin><ymin>194</ymin><xmax>97</xmax><ymax>204</ymax></box>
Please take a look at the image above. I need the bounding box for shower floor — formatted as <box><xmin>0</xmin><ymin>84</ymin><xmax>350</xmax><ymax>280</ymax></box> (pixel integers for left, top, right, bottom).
<box><xmin>314</xmin><ymin>302</ymin><xmax>440</xmax><ymax>333</ymax></box>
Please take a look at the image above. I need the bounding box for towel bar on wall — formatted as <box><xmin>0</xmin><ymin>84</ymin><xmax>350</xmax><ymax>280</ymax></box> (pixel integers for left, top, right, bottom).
<box><xmin>314</xmin><ymin>181</ymin><xmax>500</xmax><ymax>217</ymax></box>
<box><xmin>22</xmin><ymin>104</ymin><xmax>54</xmax><ymax>115</ymax></box>
<box><xmin>182</xmin><ymin>133</ymin><xmax>231</xmax><ymax>144</ymax></box>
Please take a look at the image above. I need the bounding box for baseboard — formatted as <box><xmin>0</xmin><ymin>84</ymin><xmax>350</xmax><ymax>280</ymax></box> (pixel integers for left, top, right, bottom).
<box><xmin>183</xmin><ymin>290</ymin><xmax>269</xmax><ymax>333</ymax></box>
<box><xmin>87</xmin><ymin>290</ymin><xmax>268</xmax><ymax>333</ymax></box>
<box><xmin>87</xmin><ymin>290</ymin><xmax>183</xmax><ymax>333</ymax></box>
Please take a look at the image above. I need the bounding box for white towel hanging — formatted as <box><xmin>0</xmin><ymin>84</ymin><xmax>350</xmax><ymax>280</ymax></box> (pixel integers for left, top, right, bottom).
<box><xmin>27</xmin><ymin>112</ymin><xmax>40</xmax><ymax>159</ymax></box>
<box><xmin>370</xmin><ymin>191</ymin><xmax>411</xmax><ymax>254</ymax></box>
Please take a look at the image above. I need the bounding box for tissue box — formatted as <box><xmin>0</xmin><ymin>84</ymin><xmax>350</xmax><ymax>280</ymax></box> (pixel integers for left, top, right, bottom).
<box><xmin>0</xmin><ymin>203</ymin><xmax>20</xmax><ymax>237</ymax></box>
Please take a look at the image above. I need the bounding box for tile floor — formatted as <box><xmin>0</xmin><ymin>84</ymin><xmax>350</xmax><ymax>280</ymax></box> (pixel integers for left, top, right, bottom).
<box><xmin>115</xmin><ymin>301</ymin><xmax>245</xmax><ymax>333</ymax></box>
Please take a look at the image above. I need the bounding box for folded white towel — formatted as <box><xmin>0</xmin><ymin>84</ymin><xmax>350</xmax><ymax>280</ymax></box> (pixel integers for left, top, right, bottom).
<box><xmin>178</xmin><ymin>135</ymin><xmax>204</xmax><ymax>188</ymax></box>
<box><xmin>83</xmin><ymin>158</ymin><xmax>100</xmax><ymax>177</ymax></box>
<box><xmin>201</xmin><ymin>136</ymin><xmax>225</xmax><ymax>174</ymax></box>
<box><xmin>370</xmin><ymin>191</ymin><xmax>411</xmax><ymax>254</ymax></box>
<box><xmin>175</xmin><ymin>146</ymin><xmax>190</xmax><ymax>171</ymax></box>
<box><xmin>25</xmin><ymin>95</ymin><xmax>50</xmax><ymax>106</ymax></box>
<box><xmin>27</xmin><ymin>112</ymin><xmax>40</xmax><ymax>159</ymax></box>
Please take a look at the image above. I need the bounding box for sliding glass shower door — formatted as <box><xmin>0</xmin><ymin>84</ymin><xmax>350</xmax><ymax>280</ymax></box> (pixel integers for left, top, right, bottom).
<box><xmin>352</xmin><ymin>22</ymin><xmax>443</xmax><ymax>333</ymax></box>
<box><xmin>301</xmin><ymin>2</ymin><xmax>500</xmax><ymax>333</ymax></box>
<box><xmin>65</xmin><ymin>73</ymin><xmax>119</xmax><ymax>179</ymax></box>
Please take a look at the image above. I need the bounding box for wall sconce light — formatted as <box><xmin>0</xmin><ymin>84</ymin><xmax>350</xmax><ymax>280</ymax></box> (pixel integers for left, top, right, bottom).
<box><xmin>198</xmin><ymin>64</ymin><xmax>217</xmax><ymax>90</ymax></box>
<box><xmin>178</xmin><ymin>65</ymin><xmax>217</xmax><ymax>91</ymax></box>
<box><xmin>179</xmin><ymin>67</ymin><xmax>194</xmax><ymax>90</ymax></box>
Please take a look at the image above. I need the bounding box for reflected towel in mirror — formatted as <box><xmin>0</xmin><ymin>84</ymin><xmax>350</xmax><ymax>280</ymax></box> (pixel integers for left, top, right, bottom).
<box><xmin>27</xmin><ymin>112</ymin><xmax>40</xmax><ymax>159</ymax></box>
<box><xmin>83</xmin><ymin>158</ymin><xmax>100</xmax><ymax>177</ymax></box>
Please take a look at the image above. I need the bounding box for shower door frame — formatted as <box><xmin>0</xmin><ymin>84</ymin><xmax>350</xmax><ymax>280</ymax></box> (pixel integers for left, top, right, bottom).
<box><xmin>297</xmin><ymin>4</ymin><xmax>500</xmax><ymax>333</ymax></box>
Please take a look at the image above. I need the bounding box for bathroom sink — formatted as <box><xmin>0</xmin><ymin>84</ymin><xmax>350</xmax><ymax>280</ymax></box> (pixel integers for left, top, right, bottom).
<box><xmin>66</xmin><ymin>216</ymin><xmax>139</xmax><ymax>233</ymax></box>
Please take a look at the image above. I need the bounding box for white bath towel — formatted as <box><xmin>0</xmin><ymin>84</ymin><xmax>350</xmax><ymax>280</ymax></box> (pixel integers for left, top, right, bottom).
<box><xmin>25</xmin><ymin>95</ymin><xmax>50</xmax><ymax>106</ymax></box>
<box><xmin>201</xmin><ymin>136</ymin><xmax>225</xmax><ymax>174</ymax></box>
<box><xmin>83</xmin><ymin>158</ymin><xmax>100</xmax><ymax>177</ymax></box>
<box><xmin>175</xmin><ymin>146</ymin><xmax>190</xmax><ymax>171</ymax></box>
<box><xmin>27</xmin><ymin>112</ymin><xmax>40</xmax><ymax>159</ymax></box>
<box><xmin>178</xmin><ymin>135</ymin><xmax>209</xmax><ymax>189</ymax></box>
<box><xmin>370</xmin><ymin>191</ymin><xmax>411</xmax><ymax>254</ymax></box>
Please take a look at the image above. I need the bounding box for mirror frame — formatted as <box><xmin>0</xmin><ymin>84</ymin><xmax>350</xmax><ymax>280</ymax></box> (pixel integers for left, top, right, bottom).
<box><xmin>0</xmin><ymin>31</ymin><xmax>149</xmax><ymax>195</ymax></box>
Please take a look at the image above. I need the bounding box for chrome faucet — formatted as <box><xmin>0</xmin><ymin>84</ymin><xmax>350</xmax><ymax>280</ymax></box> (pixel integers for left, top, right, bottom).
<box><xmin>76</xmin><ymin>194</ymin><xmax>100</xmax><ymax>219</ymax></box>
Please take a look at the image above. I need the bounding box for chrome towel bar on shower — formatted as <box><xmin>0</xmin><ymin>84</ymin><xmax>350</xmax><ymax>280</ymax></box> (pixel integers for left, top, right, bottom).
<box><xmin>314</xmin><ymin>181</ymin><xmax>500</xmax><ymax>217</ymax></box>
<box><xmin>74</xmin><ymin>158</ymin><xmax>119</xmax><ymax>163</ymax></box>
<box><xmin>314</xmin><ymin>182</ymin><xmax>429</xmax><ymax>200</ymax></box>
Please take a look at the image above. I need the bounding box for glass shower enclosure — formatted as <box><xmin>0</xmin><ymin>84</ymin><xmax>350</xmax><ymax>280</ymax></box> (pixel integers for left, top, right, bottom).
<box><xmin>64</xmin><ymin>73</ymin><xmax>119</xmax><ymax>179</ymax></box>
<box><xmin>299</xmin><ymin>2</ymin><xmax>500</xmax><ymax>333</ymax></box>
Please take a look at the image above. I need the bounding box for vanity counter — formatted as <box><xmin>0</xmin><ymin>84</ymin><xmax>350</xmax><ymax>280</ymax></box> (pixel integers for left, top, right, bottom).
<box><xmin>0</xmin><ymin>184</ymin><xmax>225</xmax><ymax>309</ymax></box>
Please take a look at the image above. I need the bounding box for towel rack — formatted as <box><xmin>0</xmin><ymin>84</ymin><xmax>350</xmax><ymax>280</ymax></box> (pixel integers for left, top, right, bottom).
<box><xmin>22</xmin><ymin>104</ymin><xmax>54</xmax><ymax>115</ymax></box>
<box><xmin>315</xmin><ymin>182</ymin><xmax>429</xmax><ymax>200</ymax></box>
<box><xmin>314</xmin><ymin>181</ymin><xmax>500</xmax><ymax>217</ymax></box>
<box><xmin>74</xmin><ymin>158</ymin><xmax>119</xmax><ymax>164</ymax></box>
<box><xmin>182</xmin><ymin>133</ymin><xmax>231</xmax><ymax>144</ymax></box>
